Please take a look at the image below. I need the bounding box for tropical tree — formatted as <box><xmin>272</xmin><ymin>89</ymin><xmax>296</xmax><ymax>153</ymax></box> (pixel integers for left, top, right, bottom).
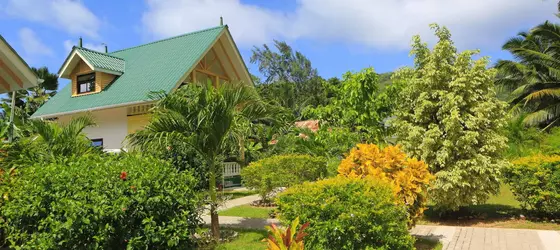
<box><xmin>495</xmin><ymin>12</ymin><xmax>560</xmax><ymax>128</ymax></box>
<box><xmin>127</xmin><ymin>82</ymin><xmax>270</xmax><ymax>239</ymax></box>
<box><xmin>28</xmin><ymin>115</ymin><xmax>96</xmax><ymax>157</ymax></box>
<box><xmin>304</xmin><ymin>67</ymin><xmax>401</xmax><ymax>142</ymax></box>
<box><xmin>251</xmin><ymin>41</ymin><xmax>327</xmax><ymax>116</ymax></box>
<box><xmin>394</xmin><ymin>24</ymin><xmax>509</xmax><ymax>211</ymax></box>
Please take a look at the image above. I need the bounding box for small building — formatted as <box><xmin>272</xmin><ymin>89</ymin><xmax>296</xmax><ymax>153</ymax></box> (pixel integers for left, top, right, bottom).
<box><xmin>31</xmin><ymin>24</ymin><xmax>252</xmax><ymax>152</ymax></box>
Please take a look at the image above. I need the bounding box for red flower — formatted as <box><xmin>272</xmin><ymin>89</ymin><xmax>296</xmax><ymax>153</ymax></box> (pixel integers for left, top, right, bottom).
<box><xmin>122</xmin><ymin>207</ymin><xmax>127</xmax><ymax>211</ymax></box>
<box><xmin>130</xmin><ymin>185</ymin><xmax>136</xmax><ymax>190</ymax></box>
<box><xmin>120</xmin><ymin>171</ymin><xmax>127</xmax><ymax>181</ymax></box>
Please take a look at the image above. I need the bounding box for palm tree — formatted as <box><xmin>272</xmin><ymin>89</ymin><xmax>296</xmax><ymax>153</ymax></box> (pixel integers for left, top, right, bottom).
<box><xmin>127</xmin><ymin>82</ymin><xmax>270</xmax><ymax>239</ymax></box>
<box><xmin>29</xmin><ymin>115</ymin><xmax>96</xmax><ymax>157</ymax></box>
<box><xmin>495</xmin><ymin>18</ymin><xmax>560</xmax><ymax>128</ymax></box>
<box><xmin>2</xmin><ymin>116</ymin><xmax>96</xmax><ymax>168</ymax></box>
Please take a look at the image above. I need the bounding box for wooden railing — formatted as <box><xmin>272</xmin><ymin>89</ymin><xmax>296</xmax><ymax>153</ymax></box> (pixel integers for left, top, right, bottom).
<box><xmin>223</xmin><ymin>162</ymin><xmax>241</xmax><ymax>177</ymax></box>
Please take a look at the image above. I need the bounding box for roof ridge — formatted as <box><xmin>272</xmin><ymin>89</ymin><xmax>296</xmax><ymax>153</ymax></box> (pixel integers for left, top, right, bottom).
<box><xmin>110</xmin><ymin>25</ymin><xmax>225</xmax><ymax>54</ymax></box>
<box><xmin>76</xmin><ymin>46</ymin><xmax>124</xmax><ymax>60</ymax></box>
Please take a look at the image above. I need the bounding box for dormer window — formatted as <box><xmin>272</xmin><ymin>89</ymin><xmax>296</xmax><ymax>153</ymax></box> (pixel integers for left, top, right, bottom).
<box><xmin>77</xmin><ymin>73</ymin><xmax>95</xmax><ymax>94</ymax></box>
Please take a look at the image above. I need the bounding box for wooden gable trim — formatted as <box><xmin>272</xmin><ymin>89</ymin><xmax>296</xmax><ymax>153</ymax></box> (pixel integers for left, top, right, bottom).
<box><xmin>0</xmin><ymin>59</ymin><xmax>23</xmax><ymax>87</ymax></box>
<box><xmin>217</xmin><ymin>38</ymin><xmax>240</xmax><ymax>80</ymax></box>
<box><xmin>0</xmin><ymin>74</ymin><xmax>10</xmax><ymax>91</ymax></box>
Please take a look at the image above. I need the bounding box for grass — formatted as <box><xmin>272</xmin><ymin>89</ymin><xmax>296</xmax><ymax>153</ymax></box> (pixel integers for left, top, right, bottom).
<box><xmin>218</xmin><ymin>205</ymin><xmax>275</xmax><ymax>219</ymax></box>
<box><xmin>215</xmin><ymin>229</ymin><xmax>267</xmax><ymax>250</ymax></box>
<box><xmin>220</xmin><ymin>190</ymin><xmax>258</xmax><ymax>200</ymax></box>
<box><xmin>217</xmin><ymin>229</ymin><xmax>442</xmax><ymax>250</ymax></box>
<box><xmin>419</xmin><ymin>184</ymin><xmax>560</xmax><ymax>230</ymax></box>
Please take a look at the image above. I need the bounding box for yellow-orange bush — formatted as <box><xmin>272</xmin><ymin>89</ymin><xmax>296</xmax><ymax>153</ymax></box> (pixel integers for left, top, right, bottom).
<box><xmin>338</xmin><ymin>144</ymin><xmax>433</xmax><ymax>226</ymax></box>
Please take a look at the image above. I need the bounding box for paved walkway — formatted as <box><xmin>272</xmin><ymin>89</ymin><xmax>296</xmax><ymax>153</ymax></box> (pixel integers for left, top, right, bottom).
<box><xmin>217</xmin><ymin>194</ymin><xmax>260</xmax><ymax>211</ymax></box>
<box><xmin>411</xmin><ymin>225</ymin><xmax>560</xmax><ymax>250</ymax></box>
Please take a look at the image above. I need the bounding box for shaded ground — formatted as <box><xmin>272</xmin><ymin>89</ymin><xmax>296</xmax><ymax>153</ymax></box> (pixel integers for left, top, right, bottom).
<box><xmin>419</xmin><ymin>185</ymin><xmax>560</xmax><ymax>230</ymax></box>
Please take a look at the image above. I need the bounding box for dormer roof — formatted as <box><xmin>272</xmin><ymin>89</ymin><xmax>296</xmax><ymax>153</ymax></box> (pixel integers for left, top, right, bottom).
<box><xmin>58</xmin><ymin>47</ymin><xmax>125</xmax><ymax>78</ymax></box>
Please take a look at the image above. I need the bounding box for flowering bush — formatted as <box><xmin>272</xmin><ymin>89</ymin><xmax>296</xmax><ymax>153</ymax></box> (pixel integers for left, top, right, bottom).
<box><xmin>338</xmin><ymin>144</ymin><xmax>433</xmax><ymax>226</ymax></box>
<box><xmin>505</xmin><ymin>154</ymin><xmax>560</xmax><ymax>217</ymax></box>
<box><xmin>1</xmin><ymin>154</ymin><xmax>201</xmax><ymax>249</ymax></box>
<box><xmin>276</xmin><ymin>177</ymin><xmax>414</xmax><ymax>249</ymax></box>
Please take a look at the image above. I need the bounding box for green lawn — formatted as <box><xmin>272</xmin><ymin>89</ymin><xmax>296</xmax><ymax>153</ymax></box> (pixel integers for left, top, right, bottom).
<box><xmin>220</xmin><ymin>190</ymin><xmax>258</xmax><ymax>200</ymax></box>
<box><xmin>215</xmin><ymin>229</ymin><xmax>267</xmax><ymax>250</ymax></box>
<box><xmin>216</xmin><ymin>229</ymin><xmax>442</xmax><ymax>250</ymax></box>
<box><xmin>218</xmin><ymin>205</ymin><xmax>275</xmax><ymax>219</ymax></box>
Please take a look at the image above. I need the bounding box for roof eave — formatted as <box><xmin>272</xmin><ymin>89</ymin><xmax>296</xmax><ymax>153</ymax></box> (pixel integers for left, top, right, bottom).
<box><xmin>31</xmin><ymin>100</ymin><xmax>154</xmax><ymax>119</ymax></box>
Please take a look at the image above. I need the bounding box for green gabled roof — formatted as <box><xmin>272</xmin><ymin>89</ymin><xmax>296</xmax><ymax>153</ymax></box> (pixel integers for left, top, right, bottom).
<box><xmin>32</xmin><ymin>26</ymin><xmax>225</xmax><ymax>118</ymax></box>
<box><xmin>75</xmin><ymin>47</ymin><xmax>125</xmax><ymax>73</ymax></box>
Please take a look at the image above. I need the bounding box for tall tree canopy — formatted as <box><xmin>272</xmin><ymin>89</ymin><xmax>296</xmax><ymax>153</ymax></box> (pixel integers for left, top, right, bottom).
<box><xmin>495</xmin><ymin>15</ymin><xmax>560</xmax><ymax>128</ymax></box>
<box><xmin>394</xmin><ymin>24</ymin><xmax>509</xmax><ymax>211</ymax></box>
<box><xmin>251</xmin><ymin>40</ymin><xmax>326</xmax><ymax>117</ymax></box>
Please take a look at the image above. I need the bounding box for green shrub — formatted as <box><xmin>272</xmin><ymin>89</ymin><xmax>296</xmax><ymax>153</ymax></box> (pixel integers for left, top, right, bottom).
<box><xmin>267</xmin><ymin>127</ymin><xmax>361</xmax><ymax>176</ymax></box>
<box><xmin>241</xmin><ymin>154</ymin><xmax>327</xmax><ymax>202</ymax></box>
<box><xmin>1</xmin><ymin>154</ymin><xmax>201</xmax><ymax>249</ymax></box>
<box><xmin>276</xmin><ymin>177</ymin><xmax>414</xmax><ymax>250</ymax></box>
<box><xmin>504</xmin><ymin>154</ymin><xmax>560</xmax><ymax>217</ymax></box>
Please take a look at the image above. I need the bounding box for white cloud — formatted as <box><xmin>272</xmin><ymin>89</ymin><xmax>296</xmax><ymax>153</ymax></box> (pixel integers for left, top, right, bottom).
<box><xmin>63</xmin><ymin>39</ymin><xmax>106</xmax><ymax>53</ymax></box>
<box><xmin>2</xmin><ymin>0</ymin><xmax>101</xmax><ymax>38</ymax></box>
<box><xmin>18</xmin><ymin>28</ymin><xmax>53</xmax><ymax>56</ymax></box>
<box><xmin>141</xmin><ymin>0</ymin><xmax>557</xmax><ymax>50</ymax></box>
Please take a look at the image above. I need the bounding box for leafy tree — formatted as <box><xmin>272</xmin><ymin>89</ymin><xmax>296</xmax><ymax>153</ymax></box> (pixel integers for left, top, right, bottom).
<box><xmin>251</xmin><ymin>40</ymin><xmax>317</xmax><ymax>85</ymax></box>
<box><xmin>495</xmin><ymin>18</ymin><xmax>560</xmax><ymax>128</ymax></box>
<box><xmin>394</xmin><ymin>24</ymin><xmax>509</xmax><ymax>211</ymax></box>
<box><xmin>251</xmin><ymin>41</ymin><xmax>327</xmax><ymax>116</ymax></box>
<box><xmin>304</xmin><ymin>68</ymin><xmax>401</xmax><ymax>142</ymax></box>
<box><xmin>127</xmin><ymin>82</ymin><xmax>270</xmax><ymax>239</ymax></box>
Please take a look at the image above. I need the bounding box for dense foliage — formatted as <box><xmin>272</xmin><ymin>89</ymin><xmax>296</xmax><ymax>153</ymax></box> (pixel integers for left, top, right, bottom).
<box><xmin>338</xmin><ymin>144</ymin><xmax>432</xmax><ymax>226</ymax></box>
<box><xmin>504</xmin><ymin>154</ymin><xmax>560</xmax><ymax>217</ymax></box>
<box><xmin>241</xmin><ymin>154</ymin><xmax>327</xmax><ymax>202</ymax></box>
<box><xmin>266</xmin><ymin>127</ymin><xmax>361</xmax><ymax>175</ymax></box>
<box><xmin>0</xmin><ymin>116</ymin><xmax>99</xmax><ymax>168</ymax></box>
<box><xmin>276</xmin><ymin>177</ymin><xmax>414</xmax><ymax>250</ymax></box>
<box><xmin>1</xmin><ymin>154</ymin><xmax>201</xmax><ymax>249</ymax></box>
<box><xmin>304</xmin><ymin>68</ymin><xmax>401</xmax><ymax>142</ymax></box>
<box><xmin>394</xmin><ymin>24</ymin><xmax>509</xmax><ymax>210</ymax></box>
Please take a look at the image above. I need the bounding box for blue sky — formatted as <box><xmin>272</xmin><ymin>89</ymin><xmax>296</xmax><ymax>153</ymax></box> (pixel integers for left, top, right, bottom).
<box><xmin>0</xmin><ymin>0</ymin><xmax>557</xmax><ymax>90</ymax></box>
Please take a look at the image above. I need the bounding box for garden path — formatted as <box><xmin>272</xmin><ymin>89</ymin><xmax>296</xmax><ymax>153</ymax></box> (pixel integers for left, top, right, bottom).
<box><xmin>217</xmin><ymin>194</ymin><xmax>260</xmax><ymax>211</ymax></box>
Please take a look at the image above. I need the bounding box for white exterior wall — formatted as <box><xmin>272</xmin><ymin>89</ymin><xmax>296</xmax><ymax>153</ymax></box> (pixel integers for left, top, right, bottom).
<box><xmin>57</xmin><ymin>107</ymin><xmax>128</xmax><ymax>150</ymax></box>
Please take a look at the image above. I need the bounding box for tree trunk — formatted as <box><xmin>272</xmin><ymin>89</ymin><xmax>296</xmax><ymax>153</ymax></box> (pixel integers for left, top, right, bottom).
<box><xmin>209</xmin><ymin>161</ymin><xmax>220</xmax><ymax>239</ymax></box>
